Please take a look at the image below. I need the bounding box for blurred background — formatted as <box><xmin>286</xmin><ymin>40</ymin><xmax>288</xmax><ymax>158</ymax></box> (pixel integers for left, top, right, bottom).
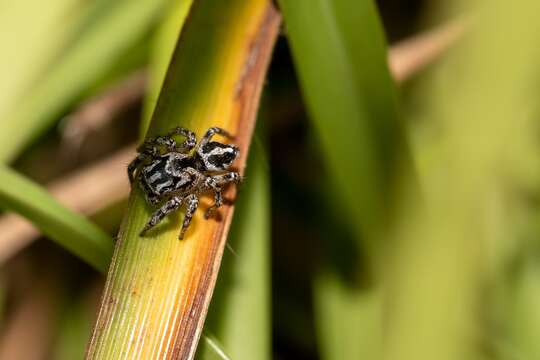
<box><xmin>2</xmin><ymin>0</ymin><xmax>539</xmax><ymax>359</ymax></box>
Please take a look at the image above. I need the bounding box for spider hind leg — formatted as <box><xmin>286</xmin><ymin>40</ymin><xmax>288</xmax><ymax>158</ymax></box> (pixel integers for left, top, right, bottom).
<box><xmin>140</xmin><ymin>196</ymin><xmax>183</xmax><ymax>236</ymax></box>
<box><xmin>179</xmin><ymin>194</ymin><xmax>199</xmax><ymax>239</ymax></box>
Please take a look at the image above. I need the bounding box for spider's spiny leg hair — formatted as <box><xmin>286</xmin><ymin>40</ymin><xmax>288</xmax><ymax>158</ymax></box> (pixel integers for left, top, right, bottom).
<box><xmin>140</xmin><ymin>196</ymin><xmax>183</xmax><ymax>236</ymax></box>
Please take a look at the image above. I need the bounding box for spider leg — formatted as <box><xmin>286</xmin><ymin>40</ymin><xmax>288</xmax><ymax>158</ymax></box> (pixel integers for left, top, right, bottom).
<box><xmin>195</xmin><ymin>127</ymin><xmax>233</xmax><ymax>153</ymax></box>
<box><xmin>140</xmin><ymin>196</ymin><xmax>183</xmax><ymax>236</ymax></box>
<box><xmin>128</xmin><ymin>153</ymin><xmax>150</xmax><ymax>185</ymax></box>
<box><xmin>204</xmin><ymin>189</ymin><xmax>222</xmax><ymax>219</ymax></box>
<box><xmin>210</xmin><ymin>172</ymin><xmax>242</xmax><ymax>186</ymax></box>
<box><xmin>203</xmin><ymin>172</ymin><xmax>241</xmax><ymax>218</ymax></box>
<box><xmin>139</xmin><ymin>127</ymin><xmax>197</xmax><ymax>154</ymax></box>
<box><xmin>138</xmin><ymin>137</ymin><xmax>175</xmax><ymax>153</ymax></box>
<box><xmin>179</xmin><ymin>194</ymin><xmax>199</xmax><ymax>239</ymax></box>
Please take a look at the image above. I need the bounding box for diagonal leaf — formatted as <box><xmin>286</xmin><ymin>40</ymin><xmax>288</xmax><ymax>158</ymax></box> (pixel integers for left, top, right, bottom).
<box><xmin>86</xmin><ymin>1</ymin><xmax>280</xmax><ymax>359</ymax></box>
<box><xmin>0</xmin><ymin>166</ymin><xmax>112</xmax><ymax>272</ymax></box>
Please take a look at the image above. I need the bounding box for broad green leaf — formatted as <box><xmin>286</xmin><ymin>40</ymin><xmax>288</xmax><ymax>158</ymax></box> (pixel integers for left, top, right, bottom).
<box><xmin>278</xmin><ymin>0</ymin><xmax>412</xmax><ymax>257</ymax></box>
<box><xmin>0</xmin><ymin>0</ymin><xmax>170</xmax><ymax>163</ymax></box>
<box><xmin>0</xmin><ymin>166</ymin><xmax>112</xmax><ymax>272</ymax></box>
<box><xmin>278</xmin><ymin>1</ymin><xmax>413</xmax><ymax>359</ymax></box>
<box><xmin>86</xmin><ymin>1</ymin><xmax>280</xmax><ymax>358</ymax></box>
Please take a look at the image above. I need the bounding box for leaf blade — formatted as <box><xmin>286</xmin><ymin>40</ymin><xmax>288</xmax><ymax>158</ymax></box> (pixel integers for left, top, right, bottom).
<box><xmin>0</xmin><ymin>166</ymin><xmax>112</xmax><ymax>272</ymax></box>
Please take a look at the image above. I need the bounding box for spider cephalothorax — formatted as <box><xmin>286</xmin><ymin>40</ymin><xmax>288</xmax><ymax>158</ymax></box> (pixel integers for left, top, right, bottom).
<box><xmin>128</xmin><ymin>126</ymin><xmax>241</xmax><ymax>239</ymax></box>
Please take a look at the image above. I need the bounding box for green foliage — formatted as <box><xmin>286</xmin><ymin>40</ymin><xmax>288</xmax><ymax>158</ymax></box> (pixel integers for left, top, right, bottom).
<box><xmin>3</xmin><ymin>0</ymin><xmax>540</xmax><ymax>359</ymax></box>
<box><xmin>0</xmin><ymin>166</ymin><xmax>112</xmax><ymax>272</ymax></box>
<box><xmin>0</xmin><ymin>0</ymin><xmax>170</xmax><ymax>163</ymax></box>
<box><xmin>384</xmin><ymin>2</ymin><xmax>540</xmax><ymax>359</ymax></box>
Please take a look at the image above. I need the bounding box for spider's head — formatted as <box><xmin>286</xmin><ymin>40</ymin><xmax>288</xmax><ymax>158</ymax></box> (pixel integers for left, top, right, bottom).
<box><xmin>198</xmin><ymin>141</ymin><xmax>240</xmax><ymax>171</ymax></box>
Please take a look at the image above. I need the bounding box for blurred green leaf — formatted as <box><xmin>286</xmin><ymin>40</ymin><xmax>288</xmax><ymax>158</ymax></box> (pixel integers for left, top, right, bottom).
<box><xmin>313</xmin><ymin>274</ymin><xmax>380</xmax><ymax>360</ymax></box>
<box><xmin>278</xmin><ymin>1</ymin><xmax>412</xmax><ymax>359</ymax></box>
<box><xmin>0</xmin><ymin>0</ymin><xmax>170</xmax><ymax>163</ymax></box>
<box><xmin>0</xmin><ymin>166</ymin><xmax>112</xmax><ymax>271</ymax></box>
<box><xmin>53</xmin><ymin>291</ymin><xmax>95</xmax><ymax>360</ymax></box>
<box><xmin>0</xmin><ymin>0</ymin><xmax>80</xmax><ymax>122</ymax></box>
<box><xmin>384</xmin><ymin>1</ymin><xmax>540</xmax><ymax>359</ymax></box>
<box><xmin>278</xmin><ymin>0</ymin><xmax>411</xmax><ymax>255</ymax></box>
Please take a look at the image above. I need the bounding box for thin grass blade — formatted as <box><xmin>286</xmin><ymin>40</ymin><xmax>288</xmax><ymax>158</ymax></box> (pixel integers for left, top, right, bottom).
<box><xmin>0</xmin><ymin>166</ymin><xmax>112</xmax><ymax>272</ymax></box>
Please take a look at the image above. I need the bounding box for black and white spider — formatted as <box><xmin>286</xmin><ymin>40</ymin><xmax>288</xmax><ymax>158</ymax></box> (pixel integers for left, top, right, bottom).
<box><xmin>128</xmin><ymin>126</ymin><xmax>241</xmax><ymax>239</ymax></box>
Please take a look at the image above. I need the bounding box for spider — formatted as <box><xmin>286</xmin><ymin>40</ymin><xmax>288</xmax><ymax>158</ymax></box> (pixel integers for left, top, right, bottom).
<box><xmin>128</xmin><ymin>126</ymin><xmax>241</xmax><ymax>239</ymax></box>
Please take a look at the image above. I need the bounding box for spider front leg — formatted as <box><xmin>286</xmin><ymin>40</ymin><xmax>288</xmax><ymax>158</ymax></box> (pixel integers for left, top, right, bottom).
<box><xmin>128</xmin><ymin>145</ymin><xmax>160</xmax><ymax>185</ymax></box>
<box><xmin>128</xmin><ymin>153</ymin><xmax>149</xmax><ymax>185</ymax></box>
<box><xmin>179</xmin><ymin>194</ymin><xmax>199</xmax><ymax>239</ymax></box>
<box><xmin>167</xmin><ymin>127</ymin><xmax>197</xmax><ymax>152</ymax></box>
<box><xmin>140</xmin><ymin>196</ymin><xmax>183</xmax><ymax>236</ymax></box>
<box><xmin>203</xmin><ymin>172</ymin><xmax>241</xmax><ymax>219</ymax></box>
<box><xmin>195</xmin><ymin>127</ymin><xmax>233</xmax><ymax>152</ymax></box>
<box><xmin>141</xmin><ymin>127</ymin><xmax>197</xmax><ymax>154</ymax></box>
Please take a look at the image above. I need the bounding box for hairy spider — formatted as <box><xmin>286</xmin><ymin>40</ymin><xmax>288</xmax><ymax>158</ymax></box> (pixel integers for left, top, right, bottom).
<box><xmin>128</xmin><ymin>126</ymin><xmax>241</xmax><ymax>239</ymax></box>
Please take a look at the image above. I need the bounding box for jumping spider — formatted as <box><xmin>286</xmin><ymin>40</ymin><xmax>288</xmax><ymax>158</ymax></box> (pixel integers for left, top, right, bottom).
<box><xmin>128</xmin><ymin>126</ymin><xmax>241</xmax><ymax>239</ymax></box>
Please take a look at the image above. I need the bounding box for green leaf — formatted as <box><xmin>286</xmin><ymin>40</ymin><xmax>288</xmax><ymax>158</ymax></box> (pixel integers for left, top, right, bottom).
<box><xmin>313</xmin><ymin>273</ymin><xmax>381</xmax><ymax>360</ymax></box>
<box><xmin>278</xmin><ymin>0</ymin><xmax>412</xmax><ymax>254</ymax></box>
<box><xmin>0</xmin><ymin>0</ymin><xmax>170</xmax><ymax>163</ymax></box>
<box><xmin>53</xmin><ymin>291</ymin><xmax>95</xmax><ymax>360</ymax></box>
<box><xmin>0</xmin><ymin>166</ymin><xmax>112</xmax><ymax>272</ymax></box>
<box><xmin>278</xmin><ymin>1</ymin><xmax>413</xmax><ymax>359</ymax></box>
